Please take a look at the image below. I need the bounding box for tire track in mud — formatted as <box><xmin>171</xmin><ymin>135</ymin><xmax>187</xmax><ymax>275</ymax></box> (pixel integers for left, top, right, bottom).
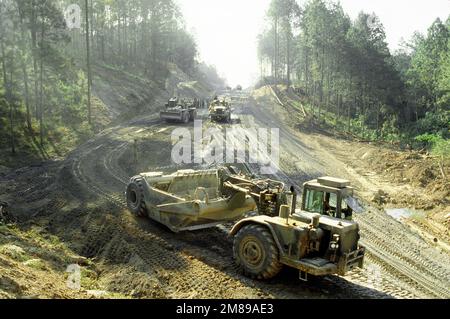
<box><xmin>195</xmin><ymin>99</ymin><xmax>399</xmax><ymax>298</ymax></box>
<box><xmin>356</xmin><ymin>216</ymin><xmax>450</xmax><ymax>298</ymax></box>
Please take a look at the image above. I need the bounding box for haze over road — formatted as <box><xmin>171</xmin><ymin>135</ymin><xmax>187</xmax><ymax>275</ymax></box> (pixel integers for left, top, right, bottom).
<box><xmin>177</xmin><ymin>0</ymin><xmax>450</xmax><ymax>87</ymax></box>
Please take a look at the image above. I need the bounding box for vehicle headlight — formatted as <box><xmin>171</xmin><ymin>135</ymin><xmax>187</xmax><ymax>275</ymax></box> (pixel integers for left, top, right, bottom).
<box><xmin>329</xmin><ymin>234</ymin><xmax>340</xmax><ymax>250</ymax></box>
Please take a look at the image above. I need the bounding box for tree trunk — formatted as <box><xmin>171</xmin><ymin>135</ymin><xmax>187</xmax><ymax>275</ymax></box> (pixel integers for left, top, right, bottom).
<box><xmin>85</xmin><ymin>0</ymin><xmax>92</xmax><ymax>125</ymax></box>
<box><xmin>9</xmin><ymin>67</ymin><xmax>15</xmax><ymax>154</ymax></box>
<box><xmin>21</xmin><ymin>55</ymin><xmax>32</xmax><ymax>131</ymax></box>
<box><xmin>274</xmin><ymin>15</ymin><xmax>278</xmax><ymax>80</ymax></box>
<box><xmin>117</xmin><ymin>11</ymin><xmax>121</xmax><ymax>56</ymax></box>
<box><xmin>19</xmin><ymin>8</ymin><xmax>32</xmax><ymax>131</ymax></box>
<box><xmin>30</xmin><ymin>0</ymin><xmax>39</xmax><ymax>119</ymax></box>
<box><xmin>1</xmin><ymin>36</ymin><xmax>15</xmax><ymax>154</ymax></box>
<box><xmin>304</xmin><ymin>48</ymin><xmax>309</xmax><ymax>95</ymax></box>
<box><xmin>124</xmin><ymin>13</ymin><xmax>128</xmax><ymax>62</ymax></box>
<box><xmin>336</xmin><ymin>93</ymin><xmax>340</xmax><ymax>125</ymax></box>
<box><xmin>39</xmin><ymin>23</ymin><xmax>45</xmax><ymax>146</ymax></box>
<box><xmin>286</xmin><ymin>30</ymin><xmax>291</xmax><ymax>87</ymax></box>
<box><xmin>89</xmin><ymin>0</ymin><xmax>94</xmax><ymax>55</ymax></box>
<box><xmin>319</xmin><ymin>46</ymin><xmax>325</xmax><ymax>104</ymax></box>
<box><xmin>376</xmin><ymin>103</ymin><xmax>381</xmax><ymax>139</ymax></box>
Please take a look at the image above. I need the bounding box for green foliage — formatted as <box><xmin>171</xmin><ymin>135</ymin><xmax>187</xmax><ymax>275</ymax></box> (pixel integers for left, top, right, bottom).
<box><xmin>415</xmin><ymin>133</ymin><xmax>450</xmax><ymax>158</ymax></box>
<box><xmin>59</xmin><ymin>0</ymin><xmax>198</xmax><ymax>80</ymax></box>
<box><xmin>415</xmin><ymin>133</ymin><xmax>443</xmax><ymax>146</ymax></box>
<box><xmin>410</xmin><ymin>111</ymin><xmax>450</xmax><ymax>138</ymax></box>
<box><xmin>432</xmin><ymin>137</ymin><xmax>450</xmax><ymax>158</ymax></box>
<box><xmin>406</xmin><ymin>18</ymin><xmax>449</xmax><ymax>113</ymax></box>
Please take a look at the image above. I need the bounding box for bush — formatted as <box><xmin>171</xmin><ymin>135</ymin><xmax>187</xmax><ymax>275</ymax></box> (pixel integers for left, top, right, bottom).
<box><xmin>415</xmin><ymin>133</ymin><xmax>450</xmax><ymax>158</ymax></box>
<box><xmin>431</xmin><ymin>137</ymin><xmax>450</xmax><ymax>159</ymax></box>
<box><xmin>413</xmin><ymin>111</ymin><xmax>450</xmax><ymax>138</ymax></box>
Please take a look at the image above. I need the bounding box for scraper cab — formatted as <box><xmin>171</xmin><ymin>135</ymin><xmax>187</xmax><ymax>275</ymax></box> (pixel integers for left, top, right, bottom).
<box><xmin>301</xmin><ymin>177</ymin><xmax>364</xmax><ymax>221</ymax></box>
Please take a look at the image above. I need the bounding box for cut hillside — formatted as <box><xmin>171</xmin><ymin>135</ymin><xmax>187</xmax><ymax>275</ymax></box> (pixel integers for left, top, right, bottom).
<box><xmin>0</xmin><ymin>223</ymin><xmax>125</xmax><ymax>299</ymax></box>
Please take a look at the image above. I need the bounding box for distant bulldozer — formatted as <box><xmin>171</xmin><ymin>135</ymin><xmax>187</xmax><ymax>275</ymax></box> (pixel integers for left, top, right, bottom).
<box><xmin>209</xmin><ymin>97</ymin><xmax>232</xmax><ymax>123</ymax></box>
<box><xmin>160</xmin><ymin>97</ymin><xmax>197</xmax><ymax>123</ymax></box>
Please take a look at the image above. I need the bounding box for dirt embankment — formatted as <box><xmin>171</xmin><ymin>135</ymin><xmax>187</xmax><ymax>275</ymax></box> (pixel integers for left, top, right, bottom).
<box><xmin>341</xmin><ymin>144</ymin><xmax>450</xmax><ymax>245</ymax></box>
<box><xmin>356</xmin><ymin>148</ymin><xmax>449</xmax><ymax>209</ymax></box>
<box><xmin>0</xmin><ymin>223</ymin><xmax>113</xmax><ymax>299</ymax></box>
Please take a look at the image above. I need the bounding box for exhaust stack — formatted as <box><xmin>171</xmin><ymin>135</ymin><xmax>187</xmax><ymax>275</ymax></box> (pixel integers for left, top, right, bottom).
<box><xmin>290</xmin><ymin>186</ymin><xmax>297</xmax><ymax>215</ymax></box>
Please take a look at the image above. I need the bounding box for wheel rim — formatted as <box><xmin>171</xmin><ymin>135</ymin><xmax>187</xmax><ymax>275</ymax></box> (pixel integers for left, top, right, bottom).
<box><xmin>128</xmin><ymin>189</ymin><xmax>139</xmax><ymax>208</ymax></box>
<box><xmin>240</xmin><ymin>236</ymin><xmax>265</xmax><ymax>269</ymax></box>
<box><xmin>130</xmin><ymin>191</ymin><xmax>137</xmax><ymax>206</ymax></box>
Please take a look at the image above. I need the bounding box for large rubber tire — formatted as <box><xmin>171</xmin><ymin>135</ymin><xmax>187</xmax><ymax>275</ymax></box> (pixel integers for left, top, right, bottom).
<box><xmin>233</xmin><ymin>224</ymin><xmax>283</xmax><ymax>280</ymax></box>
<box><xmin>126</xmin><ymin>177</ymin><xmax>147</xmax><ymax>217</ymax></box>
<box><xmin>183</xmin><ymin>112</ymin><xmax>189</xmax><ymax>123</ymax></box>
<box><xmin>190</xmin><ymin>110</ymin><xmax>197</xmax><ymax>122</ymax></box>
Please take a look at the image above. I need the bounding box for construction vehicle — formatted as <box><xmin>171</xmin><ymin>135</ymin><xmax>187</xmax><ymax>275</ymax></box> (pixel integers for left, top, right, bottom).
<box><xmin>160</xmin><ymin>97</ymin><xmax>197</xmax><ymax>123</ymax></box>
<box><xmin>125</xmin><ymin>165</ymin><xmax>286</xmax><ymax>232</ymax></box>
<box><xmin>231</xmin><ymin>177</ymin><xmax>365</xmax><ymax>280</ymax></box>
<box><xmin>125</xmin><ymin>168</ymin><xmax>365</xmax><ymax>280</ymax></box>
<box><xmin>209</xmin><ymin>97</ymin><xmax>232</xmax><ymax>123</ymax></box>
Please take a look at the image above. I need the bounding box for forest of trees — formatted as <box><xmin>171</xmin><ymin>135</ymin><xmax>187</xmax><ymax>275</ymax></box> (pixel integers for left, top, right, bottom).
<box><xmin>257</xmin><ymin>0</ymin><xmax>449</xmax><ymax>152</ymax></box>
<box><xmin>0</xmin><ymin>0</ymin><xmax>209</xmax><ymax>161</ymax></box>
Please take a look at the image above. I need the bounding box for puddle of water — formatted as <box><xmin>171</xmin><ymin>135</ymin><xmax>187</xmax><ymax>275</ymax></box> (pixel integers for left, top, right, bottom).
<box><xmin>385</xmin><ymin>208</ymin><xmax>425</xmax><ymax>221</ymax></box>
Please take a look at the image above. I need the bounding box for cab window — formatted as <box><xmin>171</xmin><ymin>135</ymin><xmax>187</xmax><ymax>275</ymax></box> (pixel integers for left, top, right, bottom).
<box><xmin>324</xmin><ymin>192</ymin><xmax>338</xmax><ymax>217</ymax></box>
<box><xmin>342</xmin><ymin>197</ymin><xmax>354</xmax><ymax>220</ymax></box>
<box><xmin>304</xmin><ymin>189</ymin><xmax>324</xmax><ymax>214</ymax></box>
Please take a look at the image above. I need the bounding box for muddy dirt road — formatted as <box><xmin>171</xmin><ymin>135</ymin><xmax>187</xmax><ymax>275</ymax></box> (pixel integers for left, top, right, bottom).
<box><xmin>2</xmin><ymin>90</ymin><xmax>449</xmax><ymax>299</ymax></box>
